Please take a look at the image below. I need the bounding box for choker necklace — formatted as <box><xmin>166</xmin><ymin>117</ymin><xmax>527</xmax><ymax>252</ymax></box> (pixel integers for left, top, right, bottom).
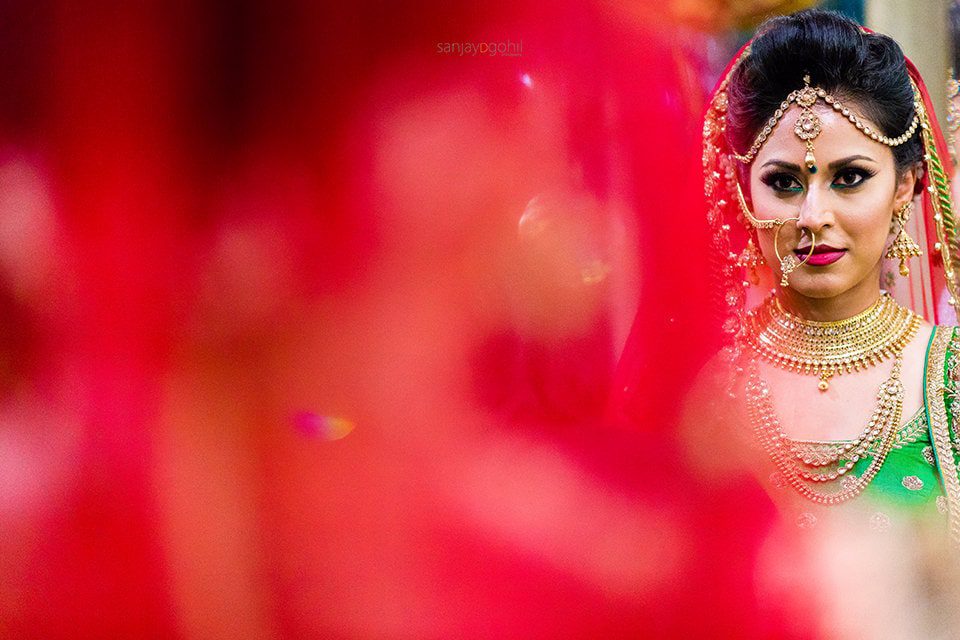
<box><xmin>742</xmin><ymin>293</ymin><xmax>921</xmax><ymax>391</ymax></box>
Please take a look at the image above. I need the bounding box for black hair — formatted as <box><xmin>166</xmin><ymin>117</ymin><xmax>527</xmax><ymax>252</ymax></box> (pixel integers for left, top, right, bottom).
<box><xmin>726</xmin><ymin>9</ymin><xmax>922</xmax><ymax>176</ymax></box>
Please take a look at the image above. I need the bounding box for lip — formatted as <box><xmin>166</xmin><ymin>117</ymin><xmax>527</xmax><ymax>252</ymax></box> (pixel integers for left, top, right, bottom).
<box><xmin>794</xmin><ymin>246</ymin><xmax>846</xmax><ymax>266</ymax></box>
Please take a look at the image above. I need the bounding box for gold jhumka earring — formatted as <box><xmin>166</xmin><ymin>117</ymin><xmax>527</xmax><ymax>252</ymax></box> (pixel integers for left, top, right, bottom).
<box><xmin>885</xmin><ymin>201</ymin><xmax>923</xmax><ymax>276</ymax></box>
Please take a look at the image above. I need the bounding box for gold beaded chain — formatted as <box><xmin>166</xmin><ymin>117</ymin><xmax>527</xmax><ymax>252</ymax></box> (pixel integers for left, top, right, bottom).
<box><xmin>745</xmin><ymin>352</ymin><xmax>904</xmax><ymax>505</ymax></box>
<box><xmin>742</xmin><ymin>292</ymin><xmax>921</xmax><ymax>391</ymax></box>
<box><xmin>732</xmin><ymin>75</ymin><xmax>920</xmax><ymax>167</ymax></box>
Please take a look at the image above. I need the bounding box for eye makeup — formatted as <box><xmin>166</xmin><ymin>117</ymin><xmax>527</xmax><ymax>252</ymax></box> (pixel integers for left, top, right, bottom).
<box><xmin>758</xmin><ymin>164</ymin><xmax>878</xmax><ymax>194</ymax></box>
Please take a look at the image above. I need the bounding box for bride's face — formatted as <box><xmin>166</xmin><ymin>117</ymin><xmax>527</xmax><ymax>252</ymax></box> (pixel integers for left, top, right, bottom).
<box><xmin>746</xmin><ymin>102</ymin><xmax>916</xmax><ymax>300</ymax></box>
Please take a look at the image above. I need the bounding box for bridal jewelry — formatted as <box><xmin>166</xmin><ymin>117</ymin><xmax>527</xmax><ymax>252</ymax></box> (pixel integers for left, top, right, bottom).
<box><xmin>885</xmin><ymin>201</ymin><xmax>923</xmax><ymax>276</ymax></box>
<box><xmin>773</xmin><ymin>219</ymin><xmax>814</xmax><ymax>287</ymax></box>
<box><xmin>732</xmin><ymin>74</ymin><xmax>920</xmax><ymax>174</ymax></box>
<box><xmin>742</xmin><ymin>292</ymin><xmax>921</xmax><ymax>392</ymax></box>
<box><xmin>735</xmin><ymin>181</ymin><xmax>815</xmax><ymax>287</ymax></box>
<box><xmin>746</xmin><ymin>351</ymin><xmax>903</xmax><ymax>505</ymax></box>
<box><xmin>737</xmin><ymin>237</ymin><xmax>764</xmax><ymax>285</ymax></box>
<box><xmin>742</xmin><ymin>294</ymin><xmax>919</xmax><ymax>504</ymax></box>
<box><xmin>735</xmin><ymin>181</ymin><xmax>788</xmax><ymax>230</ymax></box>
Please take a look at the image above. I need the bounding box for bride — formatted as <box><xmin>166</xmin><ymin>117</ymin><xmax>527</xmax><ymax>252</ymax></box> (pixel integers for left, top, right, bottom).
<box><xmin>696</xmin><ymin>7</ymin><xmax>960</xmax><ymax>532</ymax></box>
<box><xmin>686</xmin><ymin>9</ymin><xmax>960</xmax><ymax>634</ymax></box>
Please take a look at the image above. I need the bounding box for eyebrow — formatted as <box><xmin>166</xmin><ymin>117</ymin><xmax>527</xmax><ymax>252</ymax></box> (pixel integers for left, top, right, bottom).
<box><xmin>826</xmin><ymin>154</ymin><xmax>877</xmax><ymax>170</ymax></box>
<box><xmin>759</xmin><ymin>155</ymin><xmax>878</xmax><ymax>172</ymax></box>
<box><xmin>760</xmin><ymin>159</ymin><xmax>802</xmax><ymax>171</ymax></box>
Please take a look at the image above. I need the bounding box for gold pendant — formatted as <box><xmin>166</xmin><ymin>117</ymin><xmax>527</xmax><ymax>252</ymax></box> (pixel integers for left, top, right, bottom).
<box><xmin>779</xmin><ymin>254</ymin><xmax>799</xmax><ymax>287</ymax></box>
<box><xmin>818</xmin><ymin>371</ymin><xmax>832</xmax><ymax>392</ymax></box>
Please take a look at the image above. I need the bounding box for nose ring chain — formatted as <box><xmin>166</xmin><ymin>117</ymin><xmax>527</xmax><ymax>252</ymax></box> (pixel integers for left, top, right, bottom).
<box><xmin>736</xmin><ymin>181</ymin><xmax>817</xmax><ymax>287</ymax></box>
<box><xmin>774</xmin><ymin>219</ymin><xmax>816</xmax><ymax>287</ymax></box>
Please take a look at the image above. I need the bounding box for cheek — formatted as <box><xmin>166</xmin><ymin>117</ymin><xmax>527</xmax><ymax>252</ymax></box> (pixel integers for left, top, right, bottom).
<box><xmin>748</xmin><ymin>187</ymin><xmax>787</xmax><ymax>218</ymax></box>
<box><xmin>753</xmin><ymin>229</ymin><xmax>789</xmax><ymax>267</ymax></box>
<box><xmin>843</xmin><ymin>203</ymin><xmax>895</xmax><ymax>251</ymax></box>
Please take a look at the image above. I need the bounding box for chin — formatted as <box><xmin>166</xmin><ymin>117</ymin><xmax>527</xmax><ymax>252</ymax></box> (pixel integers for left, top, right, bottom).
<box><xmin>784</xmin><ymin>273</ymin><xmax>852</xmax><ymax>299</ymax></box>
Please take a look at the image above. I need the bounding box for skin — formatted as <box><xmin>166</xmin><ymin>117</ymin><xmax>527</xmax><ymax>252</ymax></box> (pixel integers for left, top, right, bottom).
<box><xmin>748</xmin><ymin>103</ymin><xmax>916</xmax><ymax>320</ymax></box>
<box><xmin>744</xmin><ymin>102</ymin><xmax>932</xmax><ymax>441</ymax></box>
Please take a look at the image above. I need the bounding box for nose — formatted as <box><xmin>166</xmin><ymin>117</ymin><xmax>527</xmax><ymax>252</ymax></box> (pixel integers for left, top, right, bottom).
<box><xmin>796</xmin><ymin>185</ymin><xmax>835</xmax><ymax>235</ymax></box>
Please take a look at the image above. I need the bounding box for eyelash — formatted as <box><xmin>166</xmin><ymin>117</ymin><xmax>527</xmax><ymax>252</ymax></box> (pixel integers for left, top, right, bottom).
<box><xmin>760</xmin><ymin>167</ymin><xmax>877</xmax><ymax>193</ymax></box>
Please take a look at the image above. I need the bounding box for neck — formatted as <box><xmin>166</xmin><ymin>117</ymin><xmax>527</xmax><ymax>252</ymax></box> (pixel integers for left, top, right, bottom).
<box><xmin>775</xmin><ymin>277</ymin><xmax>883</xmax><ymax>322</ymax></box>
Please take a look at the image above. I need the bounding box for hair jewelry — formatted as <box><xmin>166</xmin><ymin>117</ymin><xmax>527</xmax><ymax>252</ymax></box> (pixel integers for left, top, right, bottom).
<box><xmin>732</xmin><ymin>74</ymin><xmax>920</xmax><ymax>174</ymax></box>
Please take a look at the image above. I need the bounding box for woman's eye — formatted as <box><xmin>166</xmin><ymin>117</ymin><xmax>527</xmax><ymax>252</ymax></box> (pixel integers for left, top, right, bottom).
<box><xmin>762</xmin><ymin>173</ymin><xmax>803</xmax><ymax>192</ymax></box>
<box><xmin>833</xmin><ymin>168</ymin><xmax>871</xmax><ymax>188</ymax></box>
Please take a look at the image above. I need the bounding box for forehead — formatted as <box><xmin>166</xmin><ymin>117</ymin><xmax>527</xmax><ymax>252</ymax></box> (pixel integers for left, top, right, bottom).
<box><xmin>752</xmin><ymin>103</ymin><xmax>893</xmax><ymax>168</ymax></box>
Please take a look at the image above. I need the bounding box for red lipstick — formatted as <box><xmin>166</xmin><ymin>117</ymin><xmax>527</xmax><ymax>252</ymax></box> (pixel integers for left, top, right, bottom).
<box><xmin>794</xmin><ymin>244</ymin><xmax>846</xmax><ymax>266</ymax></box>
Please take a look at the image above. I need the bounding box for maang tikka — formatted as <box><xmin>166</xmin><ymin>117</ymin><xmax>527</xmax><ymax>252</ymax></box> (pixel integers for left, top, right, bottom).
<box><xmin>732</xmin><ymin>73</ymin><xmax>920</xmax><ymax>174</ymax></box>
<box><xmin>885</xmin><ymin>201</ymin><xmax>923</xmax><ymax>276</ymax></box>
<box><xmin>794</xmin><ymin>75</ymin><xmax>822</xmax><ymax>172</ymax></box>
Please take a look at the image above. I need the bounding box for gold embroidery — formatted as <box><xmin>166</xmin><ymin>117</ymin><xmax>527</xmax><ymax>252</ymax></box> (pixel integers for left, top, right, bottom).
<box><xmin>768</xmin><ymin>471</ymin><xmax>787</xmax><ymax>488</ymax></box>
<box><xmin>901</xmin><ymin>475</ymin><xmax>924</xmax><ymax>491</ymax></box>
<box><xmin>928</xmin><ymin>326</ymin><xmax>960</xmax><ymax>548</ymax></box>
<box><xmin>796</xmin><ymin>512</ymin><xmax>817</xmax><ymax>529</ymax></box>
<box><xmin>870</xmin><ymin>512</ymin><xmax>891</xmax><ymax>532</ymax></box>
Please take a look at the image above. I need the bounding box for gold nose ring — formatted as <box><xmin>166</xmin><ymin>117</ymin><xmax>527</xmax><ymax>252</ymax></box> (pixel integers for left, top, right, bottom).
<box><xmin>773</xmin><ymin>218</ymin><xmax>816</xmax><ymax>287</ymax></box>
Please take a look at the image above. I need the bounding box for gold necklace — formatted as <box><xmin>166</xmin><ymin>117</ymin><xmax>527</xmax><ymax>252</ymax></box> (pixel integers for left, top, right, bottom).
<box><xmin>745</xmin><ymin>352</ymin><xmax>904</xmax><ymax>505</ymax></box>
<box><xmin>743</xmin><ymin>293</ymin><xmax>921</xmax><ymax>391</ymax></box>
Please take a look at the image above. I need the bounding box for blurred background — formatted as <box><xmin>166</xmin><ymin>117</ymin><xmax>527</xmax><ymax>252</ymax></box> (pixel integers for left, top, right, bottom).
<box><xmin>0</xmin><ymin>1</ymin><xmax>951</xmax><ymax>638</ymax></box>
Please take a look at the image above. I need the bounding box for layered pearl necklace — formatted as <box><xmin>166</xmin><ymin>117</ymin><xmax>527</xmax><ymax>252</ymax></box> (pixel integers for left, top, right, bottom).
<box><xmin>741</xmin><ymin>293</ymin><xmax>922</xmax><ymax>504</ymax></box>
